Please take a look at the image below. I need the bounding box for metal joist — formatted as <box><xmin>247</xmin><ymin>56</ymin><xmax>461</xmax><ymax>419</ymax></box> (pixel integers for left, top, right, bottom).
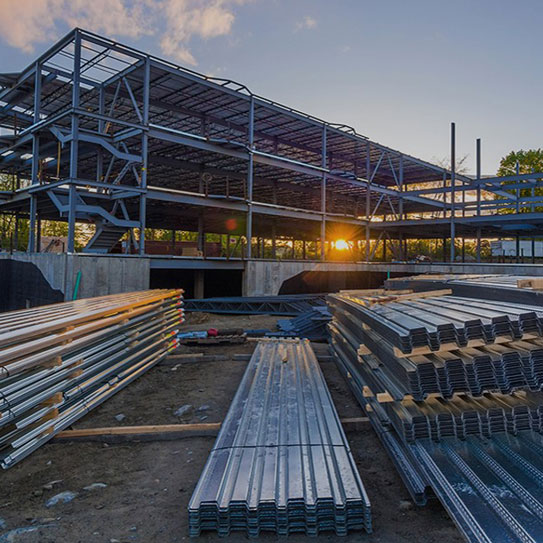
<box><xmin>183</xmin><ymin>294</ymin><xmax>327</xmax><ymax>316</ymax></box>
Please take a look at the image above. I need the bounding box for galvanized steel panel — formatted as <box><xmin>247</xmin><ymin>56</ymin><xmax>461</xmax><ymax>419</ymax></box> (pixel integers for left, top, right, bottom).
<box><xmin>188</xmin><ymin>338</ymin><xmax>371</xmax><ymax>537</ymax></box>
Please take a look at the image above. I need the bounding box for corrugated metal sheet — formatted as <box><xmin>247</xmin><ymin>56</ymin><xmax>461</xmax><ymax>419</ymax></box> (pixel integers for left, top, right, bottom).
<box><xmin>332</xmin><ymin>335</ymin><xmax>543</xmax><ymax>542</ymax></box>
<box><xmin>385</xmin><ymin>274</ymin><xmax>543</xmax><ymax>307</ymax></box>
<box><xmin>330</xmin><ymin>312</ymin><xmax>543</xmax><ymax>401</ymax></box>
<box><xmin>0</xmin><ymin>290</ymin><xmax>183</xmax><ymax>468</ymax></box>
<box><xmin>328</xmin><ymin>293</ymin><xmax>543</xmax><ymax>354</ymax></box>
<box><xmin>272</xmin><ymin>306</ymin><xmax>332</xmax><ymax>341</ymax></box>
<box><xmin>188</xmin><ymin>338</ymin><xmax>371</xmax><ymax>537</ymax></box>
<box><xmin>329</xmin><ymin>289</ymin><xmax>543</xmax><ymax>543</ymax></box>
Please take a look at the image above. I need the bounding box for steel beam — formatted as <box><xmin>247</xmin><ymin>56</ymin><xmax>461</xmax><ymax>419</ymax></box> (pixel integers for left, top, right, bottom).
<box><xmin>246</xmin><ymin>96</ymin><xmax>255</xmax><ymax>258</ymax></box>
<box><xmin>67</xmin><ymin>32</ymin><xmax>81</xmax><ymax>253</ymax></box>
<box><xmin>321</xmin><ymin>124</ymin><xmax>327</xmax><ymax>259</ymax></box>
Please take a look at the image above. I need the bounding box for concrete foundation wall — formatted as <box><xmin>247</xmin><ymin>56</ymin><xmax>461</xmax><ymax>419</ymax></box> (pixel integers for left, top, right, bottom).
<box><xmin>65</xmin><ymin>255</ymin><xmax>150</xmax><ymax>300</ymax></box>
<box><xmin>0</xmin><ymin>253</ymin><xmax>150</xmax><ymax>302</ymax></box>
<box><xmin>242</xmin><ymin>260</ymin><xmax>375</xmax><ymax>296</ymax></box>
<box><xmin>241</xmin><ymin>259</ymin><xmax>543</xmax><ymax>296</ymax></box>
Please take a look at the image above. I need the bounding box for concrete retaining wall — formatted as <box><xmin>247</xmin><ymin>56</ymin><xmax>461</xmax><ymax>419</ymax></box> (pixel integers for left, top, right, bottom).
<box><xmin>241</xmin><ymin>259</ymin><xmax>543</xmax><ymax>296</ymax></box>
<box><xmin>65</xmin><ymin>255</ymin><xmax>150</xmax><ymax>299</ymax></box>
<box><xmin>242</xmin><ymin>260</ymin><xmax>374</xmax><ymax>296</ymax></box>
<box><xmin>0</xmin><ymin>253</ymin><xmax>150</xmax><ymax>303</ymax></box>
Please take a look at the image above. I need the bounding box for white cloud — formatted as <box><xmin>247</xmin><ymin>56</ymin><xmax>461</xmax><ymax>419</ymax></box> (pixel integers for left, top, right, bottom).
<box><xmin>295</xmin><ymin>15</ymin><xmax>317</xmax><ymax>31</ymax></box>
<box><xmin>0</xmin><ymin>0</ymin><xmax>250</xmax><ymax>66</ymax></box>
<box><xmin>160</xmin><ymin>0</ymin><xmax>247</xmax><ymax>65</ymax></box>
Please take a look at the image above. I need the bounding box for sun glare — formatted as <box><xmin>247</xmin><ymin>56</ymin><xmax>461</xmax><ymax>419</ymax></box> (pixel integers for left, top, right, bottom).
<box><xmin>335</xmin><ymin>239</ymin><xmax>349</xmax><ymax>250</ymax></box>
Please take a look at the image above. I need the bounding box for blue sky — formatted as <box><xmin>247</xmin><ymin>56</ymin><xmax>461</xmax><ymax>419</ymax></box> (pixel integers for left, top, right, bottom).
<box><xmin>1</xmin><ymin>0</ymin><xmax>540</xmax><ymax>175</ymax></box>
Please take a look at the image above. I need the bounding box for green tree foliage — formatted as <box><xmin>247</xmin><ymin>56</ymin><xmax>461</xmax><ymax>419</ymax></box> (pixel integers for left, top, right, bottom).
<box><xmin>496</xmin><ymin>149</ymin><xmax>543</xmax><ymax>213</ymax></box>
<box><xmin>0</xmin><ymin>173</ymin><xmax>77</xmax><ymax>251</ymax></box>
<box><xmin>498</xmin><ymin>149</ymin><xmax>543</xmax><ymax>177</ymax></box>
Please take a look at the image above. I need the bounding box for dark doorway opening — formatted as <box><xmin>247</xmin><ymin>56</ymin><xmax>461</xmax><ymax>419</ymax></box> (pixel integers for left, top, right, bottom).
<box><xmin>150</xmin><ymin>268</ymin><xmax>243</xmax><ymax>299</ymax></box>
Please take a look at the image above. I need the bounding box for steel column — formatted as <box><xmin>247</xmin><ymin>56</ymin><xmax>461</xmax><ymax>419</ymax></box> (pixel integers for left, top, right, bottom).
<box><xmin>96</xmin><ymin>86</ymin><xmax>105</xmax><ymax>185</ymax></box>
<box><xmin>28</xmin><ymin>61</ymin><xmax>42</xmax><ymax>253</ymax></box>
<box><xmin>450</xmin><ymin>122</ymin><xmax>456</xmax><ymax>262</ymax></box>
<box><xmin>476</xmin><ymin>228</ymin><xmax>481</xmax><ymax>263</ymax></box>
<box><xmin>321</xmin><ymin>124</ymin><xmax>327</xmax><ymax>260</ymax></box>
<box><xmin>476</xmin><ymin>138</ymin><xmax>481</xmax><ymax>216</ymax></box>
<box><xmin>515</xmin><ymin>160</ymin><xmax>520</xmax><ymax>214</ymax></box>
<box><xmin>139</xmin><ymin>57</ymin><xmax>150</xmax><ymax>255</ymax></box>
<box><xmin>67</xmin><ymin>32</ymin><xmax>81</xmax><ymax>253</ymax></box>
<box><xmin>246</xmin><ymin>96</ymin><xmax>255</xmax><ymax>259</ymax></box>
<box><xmin>365</xmin><ymin>141</ymin><xmax>371</xmax><ymax>261</ymax></box>
<box><xmin>399</xmin><ymin>155</ymin><xmax>404</xmax><ymax>220</ymax></box>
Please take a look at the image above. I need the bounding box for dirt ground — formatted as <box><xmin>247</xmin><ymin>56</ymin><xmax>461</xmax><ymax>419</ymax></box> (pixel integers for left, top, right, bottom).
<box><xmin>0</xmin><ymin>314</ymin><xmax>462</xmax><ymax>543</ymax></box>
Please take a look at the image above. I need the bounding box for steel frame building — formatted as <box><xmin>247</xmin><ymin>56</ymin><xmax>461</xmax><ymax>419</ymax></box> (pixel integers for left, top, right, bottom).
<box><xmin>1</xmin><ymin>28</ymin><xmax>542</xmax><ymax>264</ymax></box>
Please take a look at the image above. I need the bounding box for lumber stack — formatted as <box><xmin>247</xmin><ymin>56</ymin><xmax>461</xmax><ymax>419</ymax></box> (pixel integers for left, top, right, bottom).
<box><xmin>328</xmin><ymin>289</ymin><xmax>543</xmax><ymax>543</ymax></box>
<box><xmin>0</xmin><ymin>289</ymin><xmax>183</xmax><ymax>468</ymax></box>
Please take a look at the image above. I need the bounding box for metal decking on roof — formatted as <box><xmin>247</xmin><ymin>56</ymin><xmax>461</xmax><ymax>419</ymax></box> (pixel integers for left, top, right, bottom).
<box><xmin>188</xmin><ymin>338</ymin><xmax>371</xmax><ymax>537</ymax></box>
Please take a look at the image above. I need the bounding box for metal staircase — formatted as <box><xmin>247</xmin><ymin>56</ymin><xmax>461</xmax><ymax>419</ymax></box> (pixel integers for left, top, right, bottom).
<box><xmin>45</xmin><ymin>190</ymin><xmax>139</xmax><ymax>254</ymax></box>
<box><xmin>84</xmin><ymin>221</ymin><xmax>128</xmax><ymax>253</ymax></box>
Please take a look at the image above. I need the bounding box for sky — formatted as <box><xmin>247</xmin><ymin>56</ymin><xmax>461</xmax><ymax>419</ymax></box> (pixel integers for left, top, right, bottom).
<box><xmin>0</xmin><ymin>0</ymin><xmax>541</xmax><ymax>175</ymax></box>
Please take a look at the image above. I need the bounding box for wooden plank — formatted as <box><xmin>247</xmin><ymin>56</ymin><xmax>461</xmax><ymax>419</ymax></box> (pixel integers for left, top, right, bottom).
<box><xmin>232</xmin><ymin>354</ymin><xmax>252</xmax><ymax>361</ymax></box>
<box><xmin>179</xmin><ymin>335</ymin><xmax>246</xmax><ymax>346</ymax></box>
<box><xmin>393</xmin><ymin>338</ymin><xmax>485</xmax><ymax>358</ymax></box>
<box><xmin>53</xmin><ymin>423</ymin><xmax>222</xmax><ymax>443</ymax></box>
<box><xmin>166</xmin><ymin>353</ymin><xmax>205</xmax><ymax>359</ymax></box>
<box><xmin>518</xmin><ymin>278</ymin><xmax>543</xmax><ymax>290</ymax></box>
<box><xmin>159</xmin><ymin>354</ymin><xmax>229</xmax><ymax>365</ymax></box>
<box><xmin>374</xmin><ymin>289</ymin><xmax>452</xmax><ymax>305</ymax></box>
<box><xmin>52</xmin><ymin>417</ymin><xmax>370</xmax><ymax>444</ymax></box>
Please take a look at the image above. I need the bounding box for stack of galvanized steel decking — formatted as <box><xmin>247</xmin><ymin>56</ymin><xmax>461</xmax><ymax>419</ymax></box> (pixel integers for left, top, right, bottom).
<box><xmin>0</xmin><ymin>290</ymin><xmax>183</xmax><ymax>469</ymax></box>
<box><xmin>385</xmin><ymin>273</ymin><xmax>543</xmax><ymax>306</ymax></box>
<box><xmin>328</xmin><ymin>288</ymin><xmax>543</xmax><ymax>543</ymax></box>
<box><xmin>188</xmin><ymin>338</ymin><xmax>371</xmax><ymax>537</ymax></box>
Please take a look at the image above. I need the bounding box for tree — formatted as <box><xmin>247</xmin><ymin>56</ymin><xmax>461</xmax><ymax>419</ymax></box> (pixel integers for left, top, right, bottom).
<box><xmin>433</xmin><ymin>154</ymin><xmax>469</xmax><ymax>175</ymax></box>
<box><xmin>496</xmin><ymin>149</ymin><xmax>543</xmax><ymax>213</ymax></box>
<box><xmin>0</xmin><ymin>173</ymin><xmax>84</xmax><ymax>251</ymax></box>
<box><xmin>498</xmin><ymin>149</ymin><xmax>543</xmax><ymax>177</ymax></box>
